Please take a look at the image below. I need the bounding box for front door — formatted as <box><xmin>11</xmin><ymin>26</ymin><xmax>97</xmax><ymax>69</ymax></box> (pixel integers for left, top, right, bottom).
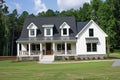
<box><xmin>46</xmin><ymin>43</ymin><xmax>52</xmax><ymax>55</ymax></box>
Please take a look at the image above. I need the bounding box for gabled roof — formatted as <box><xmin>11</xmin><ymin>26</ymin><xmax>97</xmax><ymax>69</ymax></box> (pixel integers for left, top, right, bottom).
<box><xmin>17</xmin><ymin>17</ymin><xmax>107</xmax><ymax>42</ymax></box>
<box><xmin>76</xmin><ymin>20</ymin><xmax>108</xmax><ymax>37</ymax></box>
<box><xmin>18</xmin><ymin>16</ymin><xmax>77</xmax><ymax>42</ymax></box>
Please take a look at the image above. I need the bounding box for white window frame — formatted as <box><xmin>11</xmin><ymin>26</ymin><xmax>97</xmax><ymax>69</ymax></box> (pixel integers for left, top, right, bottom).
<box><xmin>60</xmin><ymin>22</ymin><xmax>70</xmax><ymax>36</ymax></box>
<box><xmin>42</xmin><ymin>25</ymin><xmax>54</xmax><ymax>37</ymax></box>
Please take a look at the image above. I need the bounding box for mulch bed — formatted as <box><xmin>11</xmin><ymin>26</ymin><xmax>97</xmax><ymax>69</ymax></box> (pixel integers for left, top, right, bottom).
<box><xmin>0</xmin><ymin>56</ymin><xmax>16</xmax><ymax>60</ymax></box>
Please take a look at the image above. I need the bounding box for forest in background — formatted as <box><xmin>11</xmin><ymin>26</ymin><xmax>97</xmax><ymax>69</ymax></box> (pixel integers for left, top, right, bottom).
<box><xmin>0</xmin><ymin>0</ymin><xmax>120</xmax><ymax>56</ymax></box>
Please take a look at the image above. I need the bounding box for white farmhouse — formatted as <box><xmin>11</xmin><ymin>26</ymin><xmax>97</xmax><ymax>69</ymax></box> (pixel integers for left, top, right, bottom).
<box><xmin>16</xmin><ymin>17</ymin><xmax>107</xmax><ymax>63</ymax></box>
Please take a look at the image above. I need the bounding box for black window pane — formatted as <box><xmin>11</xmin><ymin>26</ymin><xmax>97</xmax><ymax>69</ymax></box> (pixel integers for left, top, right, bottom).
<box><xmin>37</xmin><ymin>44</ymin><xmax>40</xmax><ymax>50</ymax></box>
<box><xmin>67</xmin><ymin>44</ymin><xmax>71</xmax><ymax>50</ymax></box>
<box><xmin>89</xmin><ymin>29</ymin><xmax>94</xmax><ymax>36</ymax></box>
<box><xmin>92</xmin><ymin>43</ymin><xmax>97</xmax><ymax>52</ymax></box>
<box><xmin>57</xmin><ymin>44</ymin><xmax>62</xmax><ymax>50</ymax></box>
<box><xmin>47</xmin><ymin>29</ymin><xmax>50</xmax><ymax>35</ymax></box>
<box><xmin>31</xmin><ymin>44</ymin><xmax>35</xmax><ymax>50</ymax></box>
<box><xmin>63</xmin><ymin>29</ymin><xmax>67</xmax><ymax>35</ymax></box>
<box><xmin>62</xmin><ymin>44</ymin><xmax>65</xmax><ymax>50</ymax></box>
<box><xmin>30</xmin><ymin>29</ymin><xmax>35</xmax><ymax>35</ymax></box>
<box><xmin>87</xmin><ymin>43</ymin><xmax>91</xmax><ymax>52</ymax></box>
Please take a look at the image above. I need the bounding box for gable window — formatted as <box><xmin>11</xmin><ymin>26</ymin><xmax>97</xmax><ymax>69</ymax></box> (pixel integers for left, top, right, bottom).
<box><xmin>27</xmin><ymin>23</ymin><xmax>38</xmax><ymax>37</ymax></box>
<box><xmin>60</xmin><ymin>22</ymin><xmax>70</xmax><ymax>36</ymax></box>
<box><xmin>63</xmin><ymin>28</ymin><xmax>67</xmax><ymax>35</ymax></box>
<box><xmin>89</xmin><ymin>29</ymin><xmax>94</xmax><ymax>37</ymax></box>
<box><xmin>30</xmin><ymin>29</ymin><xmax>35</xmax><ymax>35</ymax></box>
<box><xmin>87</xmin><ymin>43</ymin><xmax>97</xmax><ymax>52</ymax></box>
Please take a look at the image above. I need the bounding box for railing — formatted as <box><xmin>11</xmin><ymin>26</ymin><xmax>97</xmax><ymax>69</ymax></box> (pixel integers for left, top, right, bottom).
<box><xmin>19</xmin><ymin>51</ymin><xmax>40</xmax><ymax>56</ymax></box>
<box><xmin>55</xmin><ymin>50</ymin><xmax>76</xmax><ymax>55</ymax></box>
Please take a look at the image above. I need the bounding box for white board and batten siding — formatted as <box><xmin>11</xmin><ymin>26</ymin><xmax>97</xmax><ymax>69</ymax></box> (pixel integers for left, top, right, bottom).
<box><xmin>76</xmin><ymin>20</ymin><xmax>107</xmax><ymax>55</ymax></box>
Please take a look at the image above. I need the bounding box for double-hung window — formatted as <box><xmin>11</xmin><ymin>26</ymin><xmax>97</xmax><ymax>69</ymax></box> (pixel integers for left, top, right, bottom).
<box><xmin>87</xmin><ymin>43</ymin><xmax>97</xmax><ymax>52</ymax></box>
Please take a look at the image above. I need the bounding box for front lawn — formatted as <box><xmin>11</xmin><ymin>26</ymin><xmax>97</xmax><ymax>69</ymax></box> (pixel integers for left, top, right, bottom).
<box><xmin>0</xmin><ymin>60</ymin><xmax>120</xmax><ymax>80</ymax></box>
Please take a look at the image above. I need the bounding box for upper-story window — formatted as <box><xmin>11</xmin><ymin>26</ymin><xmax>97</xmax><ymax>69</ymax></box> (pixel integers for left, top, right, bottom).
<box><xmin>27</xmin><ymin>23</ymin><xmax>38</xmax><ymax>37</ymax></box>
<box><xmin>89</xmin><ymin>28</ymin><xmax>94</xmax><ymax>37</ymax></box>
<box><xmin>60</xmin><ymin>22</ymin><xmax>70</xmax><ymax>36</ymax></box>
<box><xmin>63</xmin><ymin>28</ymin><xmax>67</xmax><ymax>35</ymax></box>
<box><xmin>42</xmin><ymin>25</ymin><xmax>54</xmax><ymax>37</ymax></box>
<box><xmin>30</xmin><ymin>29</ymin><xmax>35</xmax><ymax>35</ymax></box>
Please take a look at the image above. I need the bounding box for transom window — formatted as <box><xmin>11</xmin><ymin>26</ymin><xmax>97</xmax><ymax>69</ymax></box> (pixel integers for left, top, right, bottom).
<box><xmin>89</xmin><ymin>29</ymin><xmax>94</xmax><ymax>37</ymax></box>
<box><xmin>87</xmin><ymin>43</ymin><xmax>97</xmax><ymax>52</ymax></box>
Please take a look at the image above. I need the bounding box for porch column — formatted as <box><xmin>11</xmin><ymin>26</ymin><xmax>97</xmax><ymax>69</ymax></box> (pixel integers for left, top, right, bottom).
<box><xmin>65</xmin><ymin>42</ymin><xmax>67</xmax><ymax>55</ymax></box>
<box><xmin>40</xmin><ymin>43</ymin><xmax>42</xmax><ymax>54</ymax></box>
<box><xmin>17</xmin><ymin>43</ymin><xmax>20</xmax><ymax>56</ymax></box>
<box><xmin>52</xmin><ymin>42</ymin><xmax>55</xmax><ymax>55</ymax></box>
<box><xmin>29</xmin><ymin>43</ymin><xmax>31</xmax><ymax>56</ymax></box>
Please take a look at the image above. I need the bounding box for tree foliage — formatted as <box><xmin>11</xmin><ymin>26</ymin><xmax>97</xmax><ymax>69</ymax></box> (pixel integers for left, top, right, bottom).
<box><xmin>0</xmin><ymin>0</ymin><xmax>120</xmax><ymax>56</ymax></box>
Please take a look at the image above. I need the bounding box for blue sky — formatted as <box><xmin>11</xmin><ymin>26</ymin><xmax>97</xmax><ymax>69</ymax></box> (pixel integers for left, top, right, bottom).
<box><xmin>5</xmin><ymin>0</ymin><xmax>91</xmax><ymax>15</ymax></box>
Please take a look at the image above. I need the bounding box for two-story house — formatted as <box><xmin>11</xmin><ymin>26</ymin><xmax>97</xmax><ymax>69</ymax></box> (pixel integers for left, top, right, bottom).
<box><xmin>16</xmin><ymin>16</ymin><xmax>107</xmax><ymax>63</ymax></box>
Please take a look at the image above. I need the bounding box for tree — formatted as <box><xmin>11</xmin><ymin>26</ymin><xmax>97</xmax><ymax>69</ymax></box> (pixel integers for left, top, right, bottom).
<box><xmin>97</xmin><ymin>0</ymin><xmax>116</xmax><ymax>55</ymax></box>
<box><xmin>0</xmin><ymin>0</ymin><xmax>9</xmax><ymax>56</ymax></box>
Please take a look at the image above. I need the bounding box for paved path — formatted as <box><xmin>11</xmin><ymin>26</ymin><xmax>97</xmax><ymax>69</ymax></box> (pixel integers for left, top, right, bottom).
<box><xmin>112</xmin><ymin>59</ymin><xmax>120</xmax><ymax>67</ymax></box>
<box><xmin>39</xmin><ymin>60</ymin><xmax>113</xmax><ymax>64</ymax></box>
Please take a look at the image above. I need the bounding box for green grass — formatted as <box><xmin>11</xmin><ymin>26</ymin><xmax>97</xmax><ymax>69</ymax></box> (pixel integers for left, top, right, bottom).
<box><xmin>0</xmin><ymin>60</ymin><xmax>120</xmax><ymax>80</ymax></box>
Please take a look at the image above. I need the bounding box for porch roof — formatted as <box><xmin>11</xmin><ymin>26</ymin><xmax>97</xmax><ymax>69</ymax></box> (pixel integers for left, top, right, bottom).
<box><xmin>16</xmin><ymin>37</ymin><xmax>76</xmax><ymax>43</ymax></box>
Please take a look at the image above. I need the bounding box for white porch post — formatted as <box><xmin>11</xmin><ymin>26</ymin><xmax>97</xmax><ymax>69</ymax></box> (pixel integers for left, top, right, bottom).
<box><xmin>29</xmin><ymin>43</ymin><xmax>31</xmax><ymax>56</ymax></box>
<box><xmin>40</xmin><ymin>43</ymin><xmax>42</xmax><ymax>54</ymax></box>
<box><xmin>65</xmin><ymin>42</ymin><xmax>67</xmax><ymax>55</ymax></box>
<box><xmin>53</xmin><ymin>42</ymin><xmax>55</xmax><ymax>55</ymax></box>
<box><xmin>17</xmin><ymin>43</ymin><xmax>20</xmax><ymax>56</ymax></box>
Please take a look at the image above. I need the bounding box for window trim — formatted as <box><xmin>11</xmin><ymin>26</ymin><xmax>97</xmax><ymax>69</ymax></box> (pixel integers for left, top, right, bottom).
<box><xmin>44</xmin><ymin>28</ymin><xmax>53</xmax><ymax>37</ymax></box>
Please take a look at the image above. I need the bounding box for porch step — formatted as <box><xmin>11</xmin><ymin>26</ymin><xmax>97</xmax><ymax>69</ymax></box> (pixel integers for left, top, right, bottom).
<box><xmin>40</xmin><ymin>55</ymin><xmax>54</xmax><ymax>64</ymax></box>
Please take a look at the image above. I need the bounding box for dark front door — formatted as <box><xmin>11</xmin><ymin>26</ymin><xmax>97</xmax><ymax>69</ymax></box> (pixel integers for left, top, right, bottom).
<box><xmin>46</xmin><ymin>43</ymin><xmax>52</xmax><ymax>55</ymax></box>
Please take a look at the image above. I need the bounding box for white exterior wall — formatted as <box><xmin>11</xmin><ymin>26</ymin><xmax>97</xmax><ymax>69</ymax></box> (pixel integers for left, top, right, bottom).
<box><xmin>76</xmin><ymin>23</ymin><xmax>106</xmax><ymax>55</ymax></box>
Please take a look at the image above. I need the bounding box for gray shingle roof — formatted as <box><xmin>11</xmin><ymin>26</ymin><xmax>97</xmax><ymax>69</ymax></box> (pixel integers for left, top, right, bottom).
<box><xmin>17</xmin><ymin>16</ymin><xmax>90</xmax><ymax>42</ymax></box>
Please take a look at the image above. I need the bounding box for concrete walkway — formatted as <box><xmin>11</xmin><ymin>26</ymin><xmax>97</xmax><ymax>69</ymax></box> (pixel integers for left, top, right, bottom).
<box><xmin>39</xmin><ymin>59</ymin><xmax>113</xmax><ymax>64</ymax></box>
<box><xmin>112</xmin><ymin>59</ymin><xmax>120</xmax><ymax>67</ymax></box>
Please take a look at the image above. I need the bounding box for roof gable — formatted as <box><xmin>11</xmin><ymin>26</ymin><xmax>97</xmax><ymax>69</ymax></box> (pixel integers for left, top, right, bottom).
<box><xmin>27</xmin><ymin>22</ymin><xmax>38</xmax><ymax>29</ymax></box>
<box><xmin>76</xmin><ymin>20</ymin><xmax>108</xmax><ymax>37</ymax></box>
<box><xmin>59</xmin><ymin>22</ymin><xmax>70</xmax><ymax>29</ymax></box>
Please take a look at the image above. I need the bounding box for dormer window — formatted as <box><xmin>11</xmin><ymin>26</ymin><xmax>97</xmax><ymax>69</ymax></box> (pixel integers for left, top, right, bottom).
<box><xmin>60</xmin><ymin>22</ymin><xmax>70</xmax><ymax>36</ymax></box>
<box><xmin>63</xmin><ymin>28</ymin><xmax>67</xmax><ymax>35</ymax></box>
<box><xmin>27</xmin><ymin>23</ymin><xmax>38</xmax><ymax>37</ymax></box>
<box><xmin>42</xmin><ymin>24</ymin><xmax>54</xmax><ymax>37</ymax></box>
<box><xmin>30</xmin><ymin>29</ymin><xmax>35</xmax><ymax>35</ymax></box>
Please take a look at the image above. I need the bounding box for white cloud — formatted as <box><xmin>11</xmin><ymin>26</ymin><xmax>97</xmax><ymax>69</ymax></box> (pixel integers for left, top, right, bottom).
<box><xmin>13</xmin><ymin>2</ymin><xmax>21</xmax><ymax>11</ymax></box>
<box><xmin>57</xmin><ymin>0</ymin><xmax>90</xmax><ymax>11</ymax></box>
<box><xmin>34</xmin><ymin>0</ymin><xmax>47</xmax><ymax>14</ymax></box>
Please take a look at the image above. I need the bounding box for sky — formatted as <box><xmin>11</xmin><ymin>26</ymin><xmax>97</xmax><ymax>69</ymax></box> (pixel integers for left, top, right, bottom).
<box><xmin>5</xmin><ymin>0</ymin><xmax>91</xmax><ymax>15</ymax></box>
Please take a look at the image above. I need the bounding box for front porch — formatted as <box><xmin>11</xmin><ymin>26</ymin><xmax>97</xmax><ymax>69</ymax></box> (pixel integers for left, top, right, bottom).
<box><xmin>17</xmin><ymin>42</ymin><xmax>76</xmax><ymax>61</ymax></box>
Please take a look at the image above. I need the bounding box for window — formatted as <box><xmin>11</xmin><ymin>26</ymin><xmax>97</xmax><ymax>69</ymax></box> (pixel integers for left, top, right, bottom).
<box><xmin>46</xmin><ymin>28</ymin><xmax>51</xmax><ymax>35</ymax></box>
<box><xmin>63</xmin><ymin>28</ymin><xmax>67</xmax><ymax>35</ymax></box>
<box><xmin>87</xmin><ymin>43</ymin><xmax>97</xmax><ymax>52</ymax></box>
<box><xmin>30</xmin><ymin>29</ymin><xmax>35</xmax><ymax>35</ymax></box>
<box><xmin>31</xmin><ymin>44</ymin><xmax>40</xmax><ymax>51</ymax></box>
<box><xmin>89</xmin><ymin>29</ymin><xmax>94</xmax><ymax>37</ymax></box>
<box><xmin>57</xmin><ymin>43</ymin><xmax>71</xmax><ymax>50</ymax></box>
<box><xmin>67</xmin><ymin>44</ymin><xmax>71</xmax><ymax>50</ymax></box>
